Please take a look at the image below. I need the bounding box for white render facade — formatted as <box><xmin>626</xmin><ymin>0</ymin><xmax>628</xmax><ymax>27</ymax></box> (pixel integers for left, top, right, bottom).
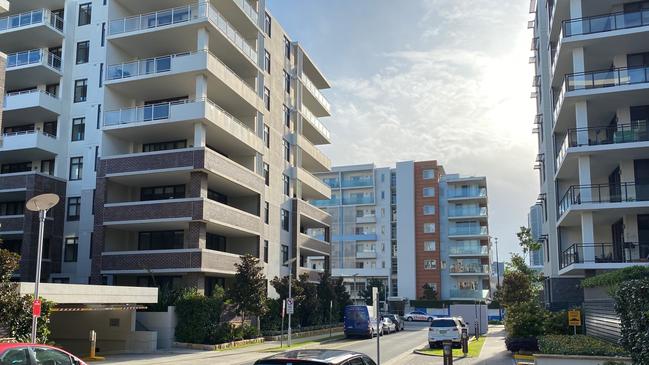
<box><xmin>0</xmin><ymin>0</ymin><xmax>333</xmax><ymax>292</ymax></box>
<box><xmin>531</xmin><ymin>0</ymin><xmax>649</xmax><ymax>307</ymax></box>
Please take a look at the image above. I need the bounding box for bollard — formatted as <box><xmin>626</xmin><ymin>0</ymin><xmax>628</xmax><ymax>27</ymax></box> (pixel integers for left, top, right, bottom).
<box><xmin>474</xmin><ymin>322</ymin><xmax>479</xmax><ymax>340</ymax></box>
<box><xmin>89</xmin><ymin>330</ymin><xmax>96</xmax><ymax>358</ymax></box>
<box><xmin>443</xmin><ymin>340</ymin><xmax>453</xmax><ymax>365</ymax></box>
<box><xmin>461</xmin><ymin>328</ymin><xmax>469</xmax><ymax>355</ymax></box>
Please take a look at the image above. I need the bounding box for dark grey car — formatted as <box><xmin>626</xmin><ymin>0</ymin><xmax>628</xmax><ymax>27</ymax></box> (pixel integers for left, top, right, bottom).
<box><xmin>254</xmin><ymin>349</ymin><xmax>376</xmax><ymax>365</ymax></box>
<box><xmin>382</xmin><ymin>314</ymin><xmax>404</xmax><ymax>331</ymax></box>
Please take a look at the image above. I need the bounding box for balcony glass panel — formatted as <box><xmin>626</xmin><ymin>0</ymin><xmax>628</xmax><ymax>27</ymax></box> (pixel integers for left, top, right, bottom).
<box><xmin>558</xmin><ymin>182</ymin><xmax>649</xmax><ymax>217</ymax></box>
<box><xmin>0</xmin><ymin>9</ymin><xmax>63</xmax><ymax>32</ymax></box>
<box><xmin>448</xmin><ymin>226</ymin><xmax>488</xmax><ymax>236</ymax></box>
<box><xmin>560</xmin><ymin>242</ymin><xmax>649</xmax><ymax>269</ymax></box>
<box><xmin>449</xmin><ymin>259</ymin><xmax>489</xmax><ymax>274</ymax></box>
<box><xmin>565</xmin><ymin>66</ymin><xmax>649</xmax><ymax>92</ymax></box>
<box><xmin>341</xmin><ymin>177</ymin><xmax>373</xmax><ymax>188</ymax></box>
<box><xmin>449</xmin><ymin>245</ymin><xmax>489</xmax><ymax>255</ymax></box>
<box><xmin>301</xmin><ymin>72</ymin><xmax>331</xmax><ymax>112</ymax></box>
<box><xmin>310</xmin><ymin>198</ymin><xmax>341</xmax><ymax>207</ymax></box>
<box><xmin>449</xmin><ymin>289</ymin><xmax>488</xmax><ymax>299</ymax></box>
<box><xmin>6</xmin><ymin>49</ymin><xmax>61</xmax><ymax>70</ymax></box>
<box><xmin>563</xmin><ymin>9</ymin><xmax>649</xmax><ymax>38</ymax></box>
<box><xmin>448</xmin><ymin>207</ymin><xmax>487</xmax><ymax>217</ymax></box>
<box><xmin>300</xmin><ymin>105</ymin><xmax>331</xmax><ymax>140</ymax></box>
<box><xmin>448</xmin><ymin>187</ymin><xmax>487</xmax><ymax>199</ymax></box>
<box><xmin>342</xmin><ymin>195</ymin><xmax>374</xmax><ymax>205</ymax></box>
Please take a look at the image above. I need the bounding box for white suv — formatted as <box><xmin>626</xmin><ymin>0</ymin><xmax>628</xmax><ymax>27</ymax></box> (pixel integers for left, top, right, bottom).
<box><xmin>428</xmin><ymin>317</ymin><xmax>463</xmax><ymax>348</ymax></box>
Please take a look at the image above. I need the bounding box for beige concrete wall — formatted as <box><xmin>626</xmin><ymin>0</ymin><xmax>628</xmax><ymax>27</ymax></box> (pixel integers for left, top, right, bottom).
<box><xmin>534</xmin><ymin>354</ymin><xmax>632</xmax><ymax>365</ymax></box>
<box><xmin>137</xmin><ymin>306</ymin><xmax>177</xmax><ymax>349</ymax></box>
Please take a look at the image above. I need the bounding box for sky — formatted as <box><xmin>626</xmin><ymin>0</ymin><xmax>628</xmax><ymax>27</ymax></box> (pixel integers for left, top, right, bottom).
<box><xmin>267</xmin><ymin>0</ymin><xmax>538</xmax><ymax>261</ymax></box>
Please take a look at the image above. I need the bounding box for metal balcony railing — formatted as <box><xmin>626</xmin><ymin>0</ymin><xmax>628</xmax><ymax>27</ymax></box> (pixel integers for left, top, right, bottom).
<box><xmin>108</xmin><ymin>2</ymin><xmax>257</xmax><ymax>62</ymax></box>
<box><xmin>233</xmin><ymin>0</ymin><xmax>258</xmax><ymax>23</ymax></box>
<box><xmin>300</xmin><ymin>105</ymin><xmax>331</xmax><ymax>140</ymax></box>
<box><xmin>558</xmin><ymin>182</ymin><xmax>649</xmax><ymax>217</ymax></box>
<box><xmin>7</xmin><ymin>49</ymin><xmax>61</xmax><ymax>71</ymax></box>
<box><xmin>565</xmin><ymin>65</ymin><xmax>649</xmax><ymax>91</ymax></box>
<box><xmin>448</xmin><ymin>226</ymin><xmax>488</xmax><ymax>236</ymax></box>
<box><xmin>0</xmin><ymin>9</ymin><xmax>63</xmax><ymax>32</ymax></box>
<box><xmin>4</xmin><ymin>89</ymin><xmax>58</xmax><ymax>105</ymax></box>
<box><xmin>341</xmin><ymin>178</ymin><xmax>373</xmax><ymax>188</ymax></box>
<box><xmin>560</xmin><ymin>242</ymin><xmax>648</xmax><ymax>269</ymax></box>
<box><xmin>448</xmin><ymin>207</ymin><xmax>487</xmax><ymax>217</ymax></box>
<box><xmin>448</xmin><ymin>245</ymin><xmax>489</xmax><ymax>256</ymax></box>
<box><xmin>448</xmin><ymin>188</ymin><xmax>487</xmax><ymax>199</ymax></box>
<box><xmin>563</xmin><ymin>9</ymin><xmax>649</xmax><ymax>38</ymax></box>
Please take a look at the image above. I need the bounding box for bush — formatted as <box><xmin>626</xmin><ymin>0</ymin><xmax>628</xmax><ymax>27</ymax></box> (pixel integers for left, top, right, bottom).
<box><xmin>543</xmin><ymin>310</ymin><xmax>570</xmax><ymax>335</ymax></box>
<box><xmin>538</xmin><ymin>335</ymin><xmax>628</xmax><ymax>357</ymax></box>
<box><xmin>175</xmin><ymin>291</ymin><xmax>224</xmax><ymax>344</ymax></box>
<box><xmin>613</xmin><ymin>278</ymin><xmax>649</xmax><ymax>364</ymax></box>
<box><xmin>241</xmin><ymin>324</ymin><xmax>259</xmax><ymax>339</ymax></box>
<box><xmin>582</xmin><ymin>266</ymin><xmax>649</xmax><ymax>288</ymax></box>
<box><xmin>505</xmin><ymin>337</ymin><xmax>538</xmax><ymax>352</ymax></box>
<box><xmin>505</xmin><ymin>301</ymin><xmax>545</xmax><ymax>338</ymax></box>
<box><xmin>488</xmin><ymin>320</ymin><xmax>502</xmax><ymax>325</ymax></box>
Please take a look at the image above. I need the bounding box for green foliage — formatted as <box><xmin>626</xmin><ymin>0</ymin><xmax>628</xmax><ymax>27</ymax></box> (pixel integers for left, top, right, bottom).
<box><xmin>538</xmin><ymin>335</ymin><xmax>628</xmax><ymax>357</ymax></box>
<box><xmin>420</xmin><ymin>283</ymin><xmax>437</xmax><ymax>300</ymax></box>
<box><xmin>582</xmin><ymin>265</ymin><xmax>649</xmax><ymax>288</ymax></box>
<box><xmin>613</xmin><ymin>278</ymin><xmax>649</xmax><ymax>364</ymax></box>
<box><xmin>517</xmin><ymin>227</ymin><xmax>542</xmax><ymax>255</ymax></box>
<box><xmin>543</xmin><ymin>310</ymin><xmax>570</xmax><ymax>335</ymax></box>
<box><xmin>505</xmin><ymin>301</ymin><xmax>546</xmax><ymax>338</ymax></box>
<box><xmin>359</xmin><ymin>278</ymin><xmax>386</xmax><ymax>305</ymax></box>
<box><xmin>174</xmin><ymin>289</ymin><xmax>225</xmax><ymax>344</ymax></box>
<box><xmin>495</xmin><ymin>270</ymin><xmax>533</xmax><ymax>307</ymax></box>
<box><xmin>228</xmin><ymin>254</ymin><xmax>268</xmax><ymax>322</ymax></box>
<box><xmin>205</xmin><ymin>323</ymin><xmax>259</xmax><ymax>344</ymax></box>
<box><xmin>0</xmin><ymin>248</ymin><xmax>53</xmax><ymax>342</ymax></box>
<box><xmin>147</xmin><ymin>286</ymin><xmax>198</xmax><ymax>312</ymax></box>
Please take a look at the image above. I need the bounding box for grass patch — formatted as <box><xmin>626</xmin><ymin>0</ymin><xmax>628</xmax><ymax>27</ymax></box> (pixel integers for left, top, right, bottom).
<box><xmin>417</xmin><ymin>336</ymin><xmax>486</xmax><ymax>358</ymax></box>
<box><xmin>265</xmin><ymin>335</ymin><xmax>345</xmax><ymax>352</ymax></box>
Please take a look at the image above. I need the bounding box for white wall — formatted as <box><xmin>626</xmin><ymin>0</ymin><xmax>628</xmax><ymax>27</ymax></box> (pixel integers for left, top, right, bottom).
<box><xmin>396</xmin><ymin>161</ymin><xmax>416</xmax><ymax>299</ymax></box>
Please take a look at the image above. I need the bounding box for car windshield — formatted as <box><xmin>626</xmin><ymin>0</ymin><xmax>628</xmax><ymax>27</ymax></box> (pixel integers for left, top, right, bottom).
<box><xmin>431</xmin><ymin>319</ymin><xmax>457</xmax><ymax>327</ymax></box>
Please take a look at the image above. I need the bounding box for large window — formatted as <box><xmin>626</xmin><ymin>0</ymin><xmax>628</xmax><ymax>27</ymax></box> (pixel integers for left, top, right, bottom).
<box><xmin>76</xmin><ymin>41</ymin><xmax>89</xmax><ymax>64</ymax></box>
<box><xmin>264</xmin><ymin>87</ymin><xmax>271</xmax><ymax>111</ymax></box>
<box><xmin>264</xmin><ymin>50</ymin><xmax>271</xmax><ymax>73</ymax></box>
<box><xmin>208</xmin><ymin>189</ymin><xmax>228</xmax><ymax>204</ymax></box>
<box><xmin>1</xmin><ymin>162</ymin><xmax>31</xmax><ymax>174</ymax></box>
<box><xmin>0</xmin><ymin>201</ymin><xmax>24</xmax><ymax>216</ymax></box>
<box><xmin>283</xmin><ymin>104</ymin><xmax>291</xmax><ymax>127</ymax></box>
<box><xmin>281</xmin><ymin>244</ymin><xmax>289</xmax><ymax>265</ymax></box>
<box><xmin>138</xmin><ymin>231</ymin><xmax>184</xmax><ymax>250</ymax></box>
<box><xmin>284</xmin><ymin>70</ymin><xmax>291</xmax><ymax>94</ymax></box>
<box><xmin>41</xmin><ymin>159</ymin><xmax>55</xmax><ymax>175</ymax></box>
<box><xmin>78</xmin><ymin>3</ymin><xmax>92</xmax><ymax>26</ymax></box>
<box><xmin>423</xmin><ymin>187</ymin><xmax>435</xmax><ymax>197</ymax></box>
<box><xmin>67</xmin><ymin>197</ymin><xmax>81</xmax><ymax>221</ymax></box>
<box><xmin>264</xmin><ymin>12</ymin><xmax>271</xmax><ymax>37</ymax></box>
<box><xmin>69</xmin><ymin>157</ymin><xmax>83</xmax><ymax>180</ymax></box>
<box><xmin>422</xmin><ymin>169</ymin><xmax>435</xmax><ymax>179</ymax></box>
<box><xmin>264</xmin><ymin>201</ymin><xmax>269</xmax><ymax>224</ymax></box>
<box><xmin>283</xmin><ymin>174</ymin><xmax>290</xmax><ymax>196</ymax></box>
<box><xmin>283</xmin><ymin>139</ymin><xmax>290</xmax><ymax>162</ymax></box>
<box><xmin>64</xmin><ymin>237</ymin><xmax>79</xmax><ymax>262</ymax></box>
<box><xmin>424</xmin><ymin>241</ymin><xmax>436</xmax><ymax>251</ymax></box>
<box><xmin>206</xmin><ymin>233</ymin><xmax>226</xmax><ymax>252</ymax></box>
<box><xmin>263</xmin><ymin>124</ymin><xmax>270</xmax><ymax>148</ymax></box>
<box><xmin>281</xmin><ymin>209</ymin><xmax>289</xmax><ymax>231</ymax></box>
<box><xmin>423</xmin><ymin>205</ymin><xmax>435</xmax><ymax>215</ymax></box>
<box><xmin>140</xmin><ymin>185</ymin><xmax>185</xmax><ymax>201</ymax></box>
<box><xmin>424</xmin><ymin>259</ymin><xmax>437</xmax><ymax>270</ymax></box>
<box><xmin>71</xmin><ymin>117</ymin><xmax>85</xmax><ymax>141</ymax></box>
<box><xmin>142</xmin><ymin>140</ymin><xmax>186</xmax><ymax>152</ymax></box>
<box><xmin>423</xmin><ymin>223</ymin><xmax>436</xmax><ymax>233</ymax></box>
<box><xmin>264</xmin><ymin>240</ymin><xmax>269</xmax><ymax>263</ymax></box>
<box><xmin>73</xmin><ymin>79</ymin><xmax>88</xmax><ymax>102</ymax></box>
<box><xmin>284</xmin><ymin>36</ymin><xmax>291</xmax><ymax>59</ymax></box>
<box><xmin>263</xmin><ymin>163</ymin><xmax>270</xmax><ymax>186</ymax></box>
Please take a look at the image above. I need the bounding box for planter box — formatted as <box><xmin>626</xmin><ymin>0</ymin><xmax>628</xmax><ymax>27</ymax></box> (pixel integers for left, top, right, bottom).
<box><xmin>264</xmin><ymin>326</ymin><xmax>343</xmax><ymax>341</ymax></box>
<box><xmin>534</xmin><ymin>354</ymin><xmax>632</xmax><ymax>365</ymax></box>
<box><xmin>173</xmin><ymin>337</ymin><xmax>264</xmax><ymax>351</ymax></box>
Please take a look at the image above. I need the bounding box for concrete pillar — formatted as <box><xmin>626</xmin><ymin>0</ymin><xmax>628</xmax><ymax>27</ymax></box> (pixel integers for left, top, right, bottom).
<box><xmin>193</xmin><ymin>122</ymin><xmax>206</xmax><ymax>147</ymax></box>
<box><xmin>575</xmin><ymin>101</ymin><xmax>589</xmax><ymax>145</ymax></box>
<box><xmin>580</xmin><ymin>212</ymin><xmax>595</xmax><ymax>262</ymax></box>
<box><xmin>578</xmin><ymin>155</ymin><xmax>592</xmax><ymax>200</ymax></box>
<box><xmin>617</xmin><ymin>106</ymin><xmax>631</xmax><ymax>125</ymax></box>
<box><xmin>569</xmin><ymin>0</ymin><xmax>582</xmax><ymax>20</ymax></box>
<box><xmin>189</xmin><ymin>171</ymin><xmax>207</xmax><ymax>198</ymax></box>
<box><xmin>187</xmin><ymin>222</ymin><xmax>206</xmax><ymax>249</ymax></box>
<box><xmin>195</xmin><ymin>75</ymin><xmax>207</xmax><ymax>100</ymax></box>
<box><xmin>197</xmin><ymin>27</ymin><xmax>209</xmax><ymax>51</ymax></box>
<box><xmin>572</xmin><ymin>47</ymin><xmax>585</xmax><ymax>73</ymax></box>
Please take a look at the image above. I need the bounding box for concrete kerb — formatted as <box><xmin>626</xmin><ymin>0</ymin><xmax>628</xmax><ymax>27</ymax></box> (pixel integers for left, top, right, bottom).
<box><xmin>173</xmin><ymin>337</ymin><xmax>265</xmax><ymax>351</ymax></box>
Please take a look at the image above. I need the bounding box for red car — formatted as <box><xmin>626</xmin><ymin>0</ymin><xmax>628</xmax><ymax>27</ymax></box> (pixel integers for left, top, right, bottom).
<box><xmin>0</xmin><ymin>343</ymin><xmax>86</xmax><ymax>365</ymax></box>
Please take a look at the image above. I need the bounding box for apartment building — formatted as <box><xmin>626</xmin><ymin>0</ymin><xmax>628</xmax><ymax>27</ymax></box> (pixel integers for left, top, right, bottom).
<box><xmin>0</xmin><ymin>0</ymin><xmax>333</xmax><ymax>293</ymax></box>
<box><xmin>530</xmin><ymin>0</ymin><xmax>649</xmax><ymax>308</ymax></box>
<box><xmin>528</xmin><ymin>203</ymin><xmax>544</xmax><ymax>270</ymax></box>
<box><xmin>314</xmin><ymin>161</ymin><xmax>491</xmax><ymax>303</ymax></box>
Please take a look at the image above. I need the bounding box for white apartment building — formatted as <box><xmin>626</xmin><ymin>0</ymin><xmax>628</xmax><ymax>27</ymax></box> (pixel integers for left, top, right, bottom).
<box><xmin>531</xmin><ymin>0</ymin><xmax>649</xmax><ymax>308</ymax></box>
<box><xmin>0</xmin><ymin>0</ymin><xmax>333</xmax><ymax>294</ymax></box>
<box><xmin>528</xmin><ymin>203</ymin><xmax>544</xmax><ymax>270</ymax></box>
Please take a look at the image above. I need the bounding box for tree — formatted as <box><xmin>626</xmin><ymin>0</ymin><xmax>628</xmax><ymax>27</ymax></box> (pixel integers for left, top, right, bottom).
<box><xmin>517</xmin><ymin>227</ymin><xmax>542</xmax><ymax>257</ymax></box>
<box><xmin>317</xmin><ymin>272</ymin><xmax>351</xmax><ymax>324</ymax></box>
<box><xmin>420</xmin><ymin>284</ymin><xmax>438</xmax><ymax>300</ymax></box>
<box><xmin>360</xmin><ymin>278</ymin><xmax>386</xmax><ymax>306</ymax></box>
<box><xmin>495</xmin><ymin>270</ymin><xmax>533</xmax><ymax>307</ymax></box>
<box><xmin>228</xmin><ymin>254</ymin><xmax>268</xmax><ymax>325</ymax></box>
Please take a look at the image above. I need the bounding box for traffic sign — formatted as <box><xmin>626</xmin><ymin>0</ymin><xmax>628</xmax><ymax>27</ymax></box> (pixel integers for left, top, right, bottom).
<box><xmin>32</xmin><ymin>300</ymin><xmax>41</xmax><ymax>317</ymax></box>
<box><xmin>568</xmin><ymin>310</ymin><xmax>581</xmax><ymax>326</ymax></box>
<box><xmin>286</xmin><ymin>298</ymin><xmax>294</xmax><ymax>314</ymax></box>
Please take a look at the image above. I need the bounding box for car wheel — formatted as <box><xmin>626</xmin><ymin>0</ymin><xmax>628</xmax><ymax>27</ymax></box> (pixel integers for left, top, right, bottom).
<box><xmin>429</xmin><ymin>342</ymin><xmax>435</xmax><ymax>349</ymax></box>
<box><xmin>427</xmin><ymin>317</ymin><xmax>434</xmax><ymax>322</ymax></box>
<box><xmin>406</xmin><ymin>317</ymin><xmax>413</xmax><ymax>321</ymax></box>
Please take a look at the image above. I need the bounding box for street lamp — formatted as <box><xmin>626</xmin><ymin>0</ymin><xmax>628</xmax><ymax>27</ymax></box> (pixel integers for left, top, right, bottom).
<box><xmin>25</xmin><ymin>193</ymin><xmax>59</xmax><ymax>343</ymax></box>
<box><xmin>284</xmin><ymin>257</ymin><xmax>297</xmax><ymax>347</ymax></box>
<box><xmin>352</xmin><ymin>273</ymin><xmax>359</xmax><ymax>304</ymax></box>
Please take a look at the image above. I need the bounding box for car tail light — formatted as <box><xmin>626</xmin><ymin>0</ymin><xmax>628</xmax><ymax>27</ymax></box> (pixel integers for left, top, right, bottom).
<box><xmin>452</xmin><ymin>328</ymin><xmax>458</xmax><ymax>331</ymax></box>
<box><xmin>429</xmin><ymin>328</ymin><xmax>433</xmax><ymax>331</ymax></box>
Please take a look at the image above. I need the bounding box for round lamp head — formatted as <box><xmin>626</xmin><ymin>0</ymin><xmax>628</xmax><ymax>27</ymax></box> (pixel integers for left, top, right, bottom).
<box><xmin>26</xmin><ymin>193</ymin><xmax>60</xmax><ymax>212</ymax></box>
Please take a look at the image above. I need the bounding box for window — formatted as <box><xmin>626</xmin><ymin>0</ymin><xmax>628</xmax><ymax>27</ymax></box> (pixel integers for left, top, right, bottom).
<box><xmin>41</xmin><ymin>159</ymin><xmax>55</xmax><ymax>175</ymax></box>
<box><xmin>208</xmin><ymin>189</ymin><xmax>227</xmax><ymax>204</ymax></box>
<box><xmin>355</xmin><ymin>262</ymin><xmax>364</xmax><ymax>269</ymax></box>
<box><xmin>71</xmin><ymin>117</ymin><xmax>85</xmax><ymax>141</ymax></box>
<box><xmin>283</xmin><ymin>70</ymin><xmax>291</xmax><ymax>94</ymax></box>
<box><xmin>206</xmin><ymin>233</ymin><xmax>226</xmax><ymax>251</ymax></box>
<box><xmin>69</xmin><ymin>157</ymin><xmax>83</xmax><ymax>180</ymax></box>
<box><xmin>423</xmin><ymin>187</ymin><xmax>435</xmax><ymax>197</ymax></box>
<box><xmin>34</xmin><ymin>347</ymin><xmax>73</xmax><ymax>365</ymax></box>
<box><xmin>264</xmin><ymin>201</ymin><xmax>269</xmax><ymax>224</ymax></box>
<box><xmin>73</xmin><ymin>79</ymin><xmax>88</xmax><ymax>102</ymax></box>
<box><xmin>423</xmin><ymin>169</ymin><xmax>435</xmax><ymax>179</ymax></box>
<box><xmin>76</xmin><ymin>41</ymin><xmax>89</xmax><ymax>64</ymax></box>
<box><xmin>67</xmin><ymin>197</ymin><xmax>81</xmax><ymax>221</ymax></box>
<box><xmin>138</xmin><ymin>231</ymin><xmax>184</xmax><ymax>250</ymax></box>
<box><xmin>89</xmin><ymin>233</ymin><xmax>93</xmax><ymax>259</ymax></box>
<box><xmin>423</xmin><ymin>223</ymin><xmax>435</xmax><ymax>233</ymax></box>
<box><xmin>64</xmin><ymin>237</ymin><xmax>79</xmax><ymax>262</ymax></box>
<box><xmin>424</xmin><ymin>259</ymin><xmax>437</xmax><ymax>270</ymax></box>
<box><xmin>263</xmin><ymin>124</ymin><xmax>270</xmax><ymax>148</ymax></box>
<box><xmin>141</xmin><ymin>185</ymin><xmax>185</xmax><ymax>201</ymax></box>
<box><xmin>0</xmin><ymin>201</ymin><xmax>24</xmax><ymax>216</ymax></box>
<box><xmin>264</xmin><ymin>240</ymin><xmax>269</xmax><ymax>263</ymax></box>
<box><xmin>1</xmin><ymin>348</ymin><xmax>30</xmax><ymax>365</ymax></box>
<box><xmin>284</xmin><ymin>36</ymin><xmax>291</xmax><ymax>59</ymax></box>
<box><xmin>381</xmin><ymin>191</ymin><xmax>385</xmax><ymax>200</ymax></box>
<box><xmin>1</xmin><ymin>162</ymin><xmax>31</xmax><ymax>174</ymax></box>
<box><xmin>264</xmin><ymin>87</ymin><xmax>271</xmax><ymax>111</ymax></box>
<box><xmin>142</xmin><ymin>140</ymin><xmax>186</xmax><ymax>152</ymax></box>
<box><xmin>96</xmin><ymin>104</ymin><xmax>102</xmax><ymax>128</ymax></box>
<box><xmin>424</xmin><ymin>241</ymin><xmax>436</xmax><ymax>251</ymax></box>
<box><xmin>283</xmin><ymin>104</ymin><xmax>291</xmax><ymax>127</ymax></box>
<box><xmin>264</xmin><ymin>50</ymin><xmax>271</xmax><ymax>73</ymax></box>
<box><xmin>99</xmin><ymin>63</ymin><xmax>104</xmax><ymax>87</ymax></box>
<box><xmin>281</xmin><ymin>245</ymin><xmax>289</xmax><ymax>265</ymax></box>
<box><xmin>264</xmin><ymin>12</ymin><xmax>271</xmax><ymax>37</ymax></box>
<box><xmin>263</xmin><ymin>162</ymin><xmax>270</xmax><ymax>186</ymax></box>
<box><xmin>283</xmin><ymin>174</ymin><xmax>290</xmax><ymax>195</ymax></box>
<box><xmin>94</xmin><ymin>146</ymin><xmax>99</xmax><ymax>171</ymax></box>
<box><xmin>423</xmin><ymin>205</ymin><xmax>435</xmax><ymax>215</ymax></box>
<box><xmin>101</xmin><ymin>22</ymin><xmax>106</xmax><ymax>46</ymax></box>
<box><xmin>283</xmin><ymin>139</ymin><xmax>290</xmax><ymax>162</ymax></box>
<box><xmin>281</xmin><ymin>209</ymin><xmax>289</xmax><ymax>231</ymax></box>
<box><xmin>78</xmin><ymin>3</ymin><xmax>92</xmax><ymax>26</ymax></box>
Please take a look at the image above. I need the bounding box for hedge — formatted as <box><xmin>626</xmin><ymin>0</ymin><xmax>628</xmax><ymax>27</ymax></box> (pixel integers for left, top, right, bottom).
<box><xmin>613</xmin><ymin>278</ymin><xmax>649</xmax><ymax>364</ymax></box>
<box><xmin>581</xmin><ymin>266</ymin><xmax>649</xmax><ymax>288</ymax></box>
<box><xmin>538</xmin><ymin>335</ymin><xmax>628</xmax><ymax>357</ymax></box>
<box><xmin>409</xmin><ymin>299</ymin><xmax>485</xmax><ymax>308</ymax></box>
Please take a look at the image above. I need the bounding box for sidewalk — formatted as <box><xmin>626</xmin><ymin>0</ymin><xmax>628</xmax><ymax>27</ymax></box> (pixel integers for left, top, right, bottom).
<box><xmin>465</xmin><ymin>325</ymin><xmax>514</xmax><ymax>365</ymax></box>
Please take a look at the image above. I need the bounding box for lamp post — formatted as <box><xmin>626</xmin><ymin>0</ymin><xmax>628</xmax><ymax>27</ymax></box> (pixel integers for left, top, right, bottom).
<box><xmin>493</xmin><ymin>237</ymin><xmax>502</xmax><ymax>321</ymax></box>
<box><xmin>352</xmin><ymin>273</ymin><xmax>359</xmax><ymax>304</ymax></box>
<box><xmin>284</xmin><ymin>257</ymin><xmax>297</xmax><ymax>347</ymax></box>
<box><xmin>25</xmin><ymin>193</ymin><xmax>59</xmax><ymax>343</ymax></box>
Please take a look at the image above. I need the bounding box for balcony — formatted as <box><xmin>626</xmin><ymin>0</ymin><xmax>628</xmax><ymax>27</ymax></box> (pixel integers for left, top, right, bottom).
<box><xmin>448</xmin><ymin>207</ymin><xmax>488</xmax><ymax>219</ymax></box>
<box><xmin>298</xmin><ymin>233</ymin><xmax>330</xmax><ymax>256</ymax></box>
<box><xmin>448</xmin><ymin>226</ymin><xmax>488</xmax><ymax>237</ymax></box>
<box><xmin>301</xmin><ymin>72</ymin><xmax>331</xmax><ymax>117</ymax></box>
<box><xmin>297</xmin><ymin>267</ymin><xmax>322</xmax><ymax>283</ymax></box>
<box><xmin>103</xmin><ymin>98</ymin><xmax>262</xmax><ymax>154</ymax></box>
<box><xmin>101</xmin><ymin>248</ymin><xmax>243</xmax><ymax>275</ymax></box>
<box><xmin>0</xmin><ymin>130</ymin><xmax>60</xmax><ymax>163</ymax></box>
<box><xmin>559</xmin><ymin>243</ymin><xmax>649</xmax><ymax>274</ymax></box>
<box><xmin>294</xmin><ymin>167</ymin><xmax>331</xmax><ymax>201</ymax></box>
<box><xmin>342</xmin><ymin>196</ymin><xmax>374</xmax><ymax>205</ymax></box>
<box><xmin>294</xmin><ymin>134</ymin><xmax>330</xmax><ymax>173</ymax></box>
<box><xmin>558</xmin><ymin>182</ymin><xmax>649</xmax><ymax>219</ymax></box>
<box><xmin>0</xmin><ymin>215</ymin><xmax>25</xmax><ymax>233</ymax></box>
<box><xmin>100</xmin><ymin>148</ymin><xmax>264</xmax><ymax>194</ymax></box>
<box><xmin>3</xmin><ymin>90</ymin><xmax>61</xmax><ymax>125</ymax></box>
<box><xmin>448</xmin><ymin>245</ymin><xmax>489</xmax><ymax>257</ymax></box>
<box><xmin>447</xmin><ymin>188</ymin><xmax>487</xmax><ymax>200</ymax></box>
<box><xmin>295</xmin><ymin>198</ymin><xmax>331</xmax><ymax>226</ymax></box>
<box><xmin>0</xmin><ymin>9</ymin><xmax>63</xmax><ymax>52</ymax></box>
<box><xmin>341</xmin><ymin>177</ymin><xmax>373</xmax><ymax>189</ymax></box>
<box><xmin>310</xmin><ymin>197</ymin><xmax>341</xmax><ymax>207</ymax></box>
<box><xmin>6</xmin><ymin>49</ymin><xmax>62</xmax><ymax>90</ymax></box>
<box><xmin>299</xmin><ymin>105</ymin><xmax>331</xmax><ymax>145</ymax></box>
<box><xmin>449</xmin><ymin>262</ymin><xmax>490</xmax><ymax>275</ymax></box>
<box><xmin>356</xmin><ymin>215</ymin><xmax>376</xmax><ymax>224</ymax></box>
<box><xmin>449</xmin><ymin>289</ymin><xmax>489</xmax><ymax>300</ymax></box>
<box><xmin>108</xmin><ymin>2</ymin><xmax>257</xmax><ymax>67</ymax></box>
<box><xmin>355</xmin><ymin>250</ymin><xmax>377</xmax><ymax>259</ymax></box>
<box><xmin>105</xmin><ymin>50</ymin><xmax>260</xmax><ymax>113</ymax></box>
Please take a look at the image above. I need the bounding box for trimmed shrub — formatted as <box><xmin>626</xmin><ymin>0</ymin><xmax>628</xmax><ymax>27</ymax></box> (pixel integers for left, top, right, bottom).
<box><xmin>543</xmin><ymin>310</ymin><xmax>570</xmax><ymax>335</ymax></box>
<box><xmin>582</xmin><ymin>266</ymin><xmax>649</xmax><ymax>288</ymax></box>
<box><xmin>505</xmin><ymin>337</ymin><xmax>538</xmax><ymax>352</ymax></box>
<box><xmin>505</xmin><ymin>301</ymin><xmax>545</xmax><ymax>338</ymax></box>
<box><xmin>538</xmin><ymin>335</ymin><xmax>628</xmax><ymax>357</ymax></box>
<box><xmin>613</xmin><ymin>278</ymin><xmax>649</xmax><ymax>364</ymax></box>
<box><xmin>175</xmin><ymin>291</ymin><xmax>224</xmax><ymax>344</ymax></box>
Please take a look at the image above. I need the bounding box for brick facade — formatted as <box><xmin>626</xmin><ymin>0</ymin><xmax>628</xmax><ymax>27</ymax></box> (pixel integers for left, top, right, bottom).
<box><xmin>414</xmin><ymin>161</ymin><xmax>442</xmax><ymax>299</ymax></box>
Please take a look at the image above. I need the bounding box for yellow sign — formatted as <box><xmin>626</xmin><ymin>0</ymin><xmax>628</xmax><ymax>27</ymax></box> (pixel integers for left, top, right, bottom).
<box><xmin>568</xmin><ymin>310</ymin><xmax>581</xmax><ymax>326</ymax></box>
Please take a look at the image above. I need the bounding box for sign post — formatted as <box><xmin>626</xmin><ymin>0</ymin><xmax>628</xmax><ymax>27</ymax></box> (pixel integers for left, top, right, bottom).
<box><xmin>568</xmin><ymin>309</ymin><xmax>581</xmax><ymax>335</ymax></box>
<box><xmin>373</xmin><ymin>287</ymin><xmax>380</xmax><ymax>365</ymax></box>
<box><xmin>32</xmin><ymin>300</ymin><xmax>41</xmax><ymax>318</ymax></box>
<box><xmin>280</xmin><ymin>299</ymin><xmax>285</xmax><ymax>348</ymax></box>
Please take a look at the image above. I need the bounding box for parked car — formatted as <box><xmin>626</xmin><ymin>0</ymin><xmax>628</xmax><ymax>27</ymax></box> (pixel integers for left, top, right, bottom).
<box><xmin>0</xmin><ymin>343</ymin><xmax>86</xmax><ymax>365</ymax></box>
<box><xmin>382</xmin><ymin>314</ymin><xmax>404</xmax><ymax>331</ymax></box>
<box><xmin>380</xmin><ymin>317</ymin><xmax>396</xmax><ymax>334</ymax></box>
<box><xmin>428</xmin><ymin>317</ymin><xmax>463</xmax><ymax>348</ymax></box>
<box><xmin>254</xmin><ymin>349</ymin><xmax>377</xmax><ymax>365</ymax></box>
<box><xmin>344</xmin><ymin>305</ymin><xmax>383</xmax><ymax>338</ymax></box>
<box><xmin>405</xmin><ymin>310</ymin><xmax>433</xmax><ymax>322</ymax></box>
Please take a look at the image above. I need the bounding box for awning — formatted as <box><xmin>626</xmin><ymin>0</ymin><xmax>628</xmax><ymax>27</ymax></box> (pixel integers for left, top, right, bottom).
<box><xmin>51</xmin><ymin>305</ymin><xmax>147</xmax><ymax>312</ymax></box>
